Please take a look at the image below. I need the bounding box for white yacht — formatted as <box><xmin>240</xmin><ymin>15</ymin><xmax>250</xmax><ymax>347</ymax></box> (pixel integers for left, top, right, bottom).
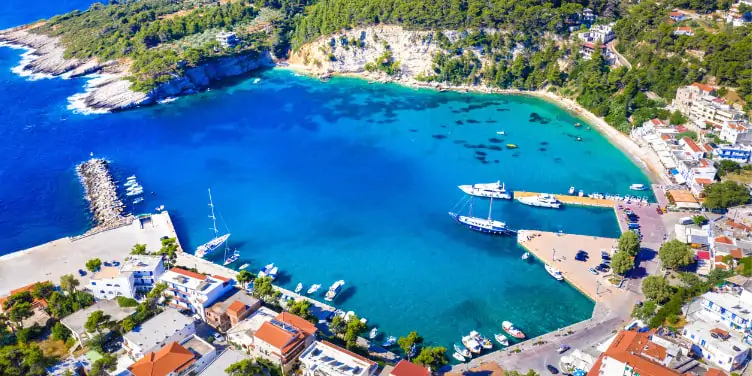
<box><xmin>450</xmin><ymin>198</ymin><xmax>515</xmax><ymax>235</ymax></box>
<box><xmin>472</xmin><ymin>331</ymin><xmax>493</xmax><ymax>350</ymax></box>
<box><xmin>517</xmin><ymin>194</ymin><xmax>562</xmax><ymax>209</ymax></box>
<box><xmin>195</xmin><ymin>189</ymin><xmax>231</xmax><ymax>258</ymax></box>
<box><xmin>630</xmin><ymin>183</ymin><xmax>647</xmax><ymax>191</ymax></box>
<box><xmin>383</xmin><ymin>336</ymin><xmax>397</xmax><ymax>347</ymax></box>
<box><xmin>258</xmin><ymin>263</ymin><xmax>277</xmax><ymax>280</ymax></box>
<box><xmin>568</xmin><ymin>186</ymin><xmax>575</xmax><ymax>195</ymax></box>
<box><xmin>295</xmin><ymin>283</ymin><xmax>303</xmax><ymax>293</ymax></box>
<box><xmin>458</xmin><ymin>181</ymin><xmax>512</xmax><ymax>199</ymax></box>
<box><xmin>369</xmin><ymin>328</ymin><xmax>378</xmax><ymax>339</ymax></box>
<box><xmin>454</xmin><ymin>344</ymin><xmax>471</xmax><ymax>359</ymax></box>
<box><xmin>453</xmin><ymin>352</ymin><xmax>466</xmax><ymax>362</ymax></box>
<box><xmin>325</xmin><ymin>280</ymin><xmax>345</xmax><ymax>302</ymax></box>
<box><xmin>494</xmin><ymin>333</ymin><xmax>509</xmax><ymax>346</ymax></box>
<box><xmin>545</xmin><ymin>264</ymin><xmax>564</xmax><ymax>281</ymax></box>
<box><xmin>307</xmin><ymin>284</ymin><xmax>321</xmax><ymax>294</ymax></box>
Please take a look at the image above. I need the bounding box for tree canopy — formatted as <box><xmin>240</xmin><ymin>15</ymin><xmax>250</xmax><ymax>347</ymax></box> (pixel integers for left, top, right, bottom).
<box><xmin>413</xmin><ymin>346</ymin><xmax>448</xmax><ymax>369</ymax></box>
<box><xmin>703</xmin><ymin>181</ymin><xmax>751</xmax><ymax>210</ymax></box>
<box><xmin>611</xmin><ymin>251</ymin><xmax>634</xmax><ymax>276</ymax></box>
<box><xmin>641</xmin><ymin>276</ymin><xmax>673</xmax><ymax>303</ymax></box>
<box><xmin>659</xmin><ymin>240</ymin><xmax>694</xmax><ymax>269</ymax></box>
<box><xmin>85</xmin><ymin>258</ymin><xmax>102</xmax><ymax>272</ymax></box>
<box><xmin>618</xmin><ymin>232</ymin><xmax>641</xmax><ymax>257</ymax></box>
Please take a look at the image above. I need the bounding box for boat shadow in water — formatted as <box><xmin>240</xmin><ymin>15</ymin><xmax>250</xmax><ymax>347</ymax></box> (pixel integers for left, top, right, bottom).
<box><xmin>274</xmin><ymin>271</ymin><xmax>292</xmax><ymax>285</ymax></box>
<box><xmin>334</xmin><ymin>285</ymin><xmax>358</xmax><ymax>305</ymax></box>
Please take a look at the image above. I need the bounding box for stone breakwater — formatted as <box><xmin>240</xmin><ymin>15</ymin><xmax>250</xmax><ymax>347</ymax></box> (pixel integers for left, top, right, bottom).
<box><xmin>75</xmin><ymin>158</ymin><xmax>128</xmax><ymax>228</ymax></box>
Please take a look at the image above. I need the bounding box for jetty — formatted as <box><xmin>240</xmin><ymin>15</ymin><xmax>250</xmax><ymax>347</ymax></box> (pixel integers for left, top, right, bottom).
<box><xmin>76</xmin><ymin>158</ymin><xmax>132</xmax><ymax>233</ymax></box>
<box><xmin>513</xmin><ymin>191</ymin><xmax>615</xmax><ymax>208</ymax></box>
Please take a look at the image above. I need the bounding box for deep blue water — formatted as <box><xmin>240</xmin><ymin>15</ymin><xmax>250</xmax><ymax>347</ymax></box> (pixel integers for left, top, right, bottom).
<box><xmin>0</xmin><ymin>0</ymin><xmax>652</xmax><ymax>350</ymax></box>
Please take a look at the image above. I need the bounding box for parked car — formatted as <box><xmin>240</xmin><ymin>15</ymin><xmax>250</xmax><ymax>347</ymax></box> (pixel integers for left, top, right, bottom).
<box><xmin>598</xmin><ymin>264</ymin><xmax>611</xmax><ymax>272</ymax></box>
<box><xmin>104</xmin><ymin>261</ymin><xmax>112</xmax><ymax>267</ymax></box>
<box><xmin>588</xmin><ymin>268</ymin><xmax>599</xmax><ymax>275</ymax></box>
<box><xmin>575</xmin><ymin>254</ymin><xmax>588</xmax><ymax>262</ymax></box>
<box><xmin>547</xmin><ymin>365</ymin><xmax>559</xmax><ymax>374</ymax></box>
<box><xmin>112</xmin><ymin>260</ymin><xmax>120</xmax><ymax>266</ymax></box>
<box><xmin>557</xmin><ymin>344</ymin><xmax>571</xmax><ymax>354</ymax></box>
<box><xmin>78</xmin><ymin>269</ymin><xmax>87</xmax><ymax>276</ymax></box>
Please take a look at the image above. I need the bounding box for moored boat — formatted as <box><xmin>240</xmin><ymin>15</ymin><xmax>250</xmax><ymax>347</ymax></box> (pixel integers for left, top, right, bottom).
<box><xmin>494</xmin><ymin>333</ymin><xmax>509</xmax><ymax>346</ymax></box>
<box><xmin>325</xmin><ymin>280</ymin><xmax>345</xmax><ymax>302</ymax></box>
<box><xmin>521</xmin><ymin>252</ymin><xmax>530</xmax><ymax>260</ymax></box>
<box><xmin>458</xmin><ymin>181</ymin><xmax>512</xmax><ymax>199</ymax></box>
<box><xmin>517</xmin><ymin>194</ymin><xmax>561</xmax><ymax>209</ymax></box>
<box><xmin>461</xmin><ymin>333</ymin><xmax>482</xmax><ymax>354</ymax></box>
<box><xmin>545</xmin><ymin>264</ymin><xmax>564</xmax><ymax>281</ymax></box>
<box><xmin>568</xmin><ymin>186</ymin><xmax>575</xmax><ymax>195</ymax></box>
<box><xmin>630</xmin><ymin>183</ymin><xmax>647</xmax><ymax>191</ymax></box>
<box><xmin>195</xmin><ymin>189</ymin><xmax>231</xmax><ymax>258</ymax></box>
<box><xmin>239</xmin><ymin>263</ymin><xmax>249</xmax><ymax>270</ymax></box>
<box><xmin>295</xmin><ymin>283</ymin><xmax>303</xmax><ymax>293</ymax></box>
<box><xmin>383</xmin><ymin>336</ymin><xmax>397</xmax><ymax>347</ymax></box>
<box><xmin>453</xmin><ymin>352</ymin><xmax>466</xmax><ymax>362</ymax></box>
<box><xmin>472</xmin><ymin>331</ymin><xmax>493</xmax><ymax>349</ymax></box>
<box><xmin>454</xmin><ymin>344</ymin><xmax>471</xmax><ymax>359</ymax></box>
<box><xmin>258</xmin><ymin>263</ymin><xmax>275</xmax><ymax>278</ymax></box>
<box><xmin>369</xmin><ymin>328</ymin><xmax>378</xmax><ymax>339</ymax></box>
<box><xmin>133</xmin><ymin>197</ymin><xmax>144</xmax><ymax>204</ymax></box>
<box><xmin>222</xmin><ymin>249</ymin><xmax>240</xmax><ymax>266</ymax></box>
<box><xmin>502</xmin><ymin>321</ymin><xmax>526</xmax><ymax>339</ymax></box>
<box><xmin>307</xmin><ymin>284</ymin><xmax>321</xmax><ymax>294</ymax></box>
<box><xmin>450</xmin><ymin>197</ymin><xmax>515</xmax><ymax>235</ymax></box>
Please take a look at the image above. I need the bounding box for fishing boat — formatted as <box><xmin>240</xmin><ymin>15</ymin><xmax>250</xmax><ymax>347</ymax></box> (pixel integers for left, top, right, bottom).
<box><xmin>494</xmin><ymin>333</ymin><xmax>509</xmax><ymax>346</ymax></box>
<box><xmin>258</xmin><ymin>263</ymin><xmax>275</xmax><ymax>278</ymax></box>
<box><xmin>239</xmin><ymin>263</ymin><xmax>249</xmax><ymax>270</ymax></box>
<box><xmin>195</xmin><ymin>189</ymin><xmax>231</xmax><ymax>258</ymax></box>
<box><xmin>369</xmin><ymin>328</ymin><xmax>378</xmax><ymax>339</ymax></box>
<box><xmin>568</xmin><ymin>186</ymin><xmax>575</xmax><ymax>195</ymax></box>
<box><xmin>307</xmin><ymin>284</ymin><xmax>321</xmax><ymax>294</ymax></box>
<box><xmin>517</xmin><ymin>194</ymin><xmax>562</xmax><ymax>209</ymax></box>
<box><xmin>521</xmin><ymin>252</ymin><xmax>530</xmax><ymax>260</ymax></box>
<box><xmin>496</xmin><ymin>131</ymin><xmax>506</xmax><ymax>135</ymax></box>
<box><xmin>133</xmin><ymin>197</ymin><xmax>144</xmax><ymax>204</ymax></box>
<box><xmin>545</xmin><ymin>264</ymin><xmax>564</xmax><ymax>281</ymax></box>
<box><xmin>325</xmin><ymin>280</ymin><xmax>345</xmax><ymax>302</ymax></box>
<box><xmin>472</xmin><ymin>331</ymin><xmax>493</xmax><ymax>350</ymax></box>
<box><xmin>223</xmin><ymin>249</ymin><xmax>240</xmax><ymax>266</ymax></box>
<box><xmin>506</xmin><ymin>144</ymin><xmax>518</xmax><ymax>149</ymax></box>
<box><xmin>453</xmin><ymin>352</ymin><xmax>466</xmax><ymax>362</ymax></box>
<box><xmin>295</xmin><ymin>283</ymin><xmax>303</xmax><ymax>293</ymax></box>
<box><xmin>383</xmin><ymin>336</ymin><xmax>397</xmax><ymax>347</ymax></box>
<box><xmin>449</xmin><ymin>197</ymin><xmax>515</xmax><ymax>235</ymax></box>
<box><xmin>630</xmin><ymin>183</ymin><xmax>648</xmax><ymax>191</ymax></box>
<box><xmin>578</xmin><ymin>190</ymin><xmax>584</xmax><ymax>197</ymax></box>
<box><xmin>454</xmin><ymin>344</ymin><xmax>471</xmax><ymax>359</ymax></box>
<box><xmin>461</xmin><ymin>333</ymin><xmax>482</xmax><ymax>354</ymax></box>
<box><xmin>458</xmin><ymin>181</ymin><xmax>512</xmax><ymax>199</ymax></box>
<box><xmin>502</xmin><ymin>321</ymin><xmax>526</xmax><ymax>339</ymax></box>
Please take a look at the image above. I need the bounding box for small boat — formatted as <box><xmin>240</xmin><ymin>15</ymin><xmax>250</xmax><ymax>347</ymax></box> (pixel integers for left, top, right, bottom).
<box><xmin>133</xmin><ymin>197</ymin><xmax>144</xmax><ymax>204</ymax></box>
<box><xmin>258</xmin><ymin>263</ymin><xmax>275</xmax><ymax>278</ymax></box>
<box><xmin>383</xmin><ymin>336</ymin><xmax>397</xmax><ymax>347</ymax></box>
<box><xmin>239</xmin><ymin>263</ymin><xmax>249</xmax><ymax>270</ymax></box>
<box><xmin>369</xmin><ymin>328</ymin><xmax>378</xmax><ymax>339</ymax></box>
<box><xmin>578</xmin><ymin>190</ymin><xmax>584</xmax><ymax>197</ymax></box>
<box><xmin>472</xmin><ymin>331</ymin><xmax>492</xmax><ymax>349</ymax></box>
<box><xmin>307</xmin><ymin>284</ymin><xmax>321</xmax><ymax>294</ymax></box>
<box><xmin>124</xmin><ymin>179</ymin><xmax>138</xmax><ymax>187</ymax></box>
<box><xmin>588</xmin><ymin>267</ymin><xmax>599</xmax><ymax>275</ymax></box>
<box><xmin>576</xmin><ymin>137</ymin><xmax>582</xmax><ymax>141</ymax></box>
<box><xmin>630</xmin><ymin>183</ymin><xmax>647</xmax><ymax>191</ymax></box>
<box><xmin>344</xmin><ymin>311</ymin><xmax>355</xmax><ymax>321</ymax></box>
<box><xmin>453</xmin><ymin>352</ymin><xmax>466</xmax><ymax>362</ymax></box>
<box><xmin>158</xmin><ymin>97</ymin><xmax>177</xmax><ymax>104</ymax></box>
<box><xmin>458</xmin><ymin>181</ymin><xmax>512</xmax><ymax>199</ymax></box>
<box><xmin>521</xmin><ymin>252</ymin><xmax>530</xmax><ymax>260</ymax></box>
<box><xmin>325</xmin><ymin>280</ymin><xmax>345</xmax><ymax>302</ymax></box>
<box><xmin>506</xmin><ymin>144</ymin><xmax>518</xmax><ymax>149</ymax></box>
<box><xmin>517</xmin><ymin>194</ymin><xmax>561</xmax><ymax>209</ymax></box>
<box><xmin>574</xmin><ymin>122</ymin><xmax>582</xmax><ymax>127</ymax></box>
<box><xmin>223</xmin><ymin>249</ymin><xmax>240</xmax><ymax>266</ymax></box>
<box><xmin>461</xmin><ymin>333</ymin><xmax>482</xmax><ymax>354</ymax></box>
<box><xmin>494</xmin><ymin>333</ymin><xmax>509</xmax><ymax>346</ymax></box>
<box><xmin>502</xmin><ymin>321</ymin><xmax>526</xmax><ymax>339</ymax></box>
<box><xmin>454</xmin><ymin>344</ymin><xmax>471</xmax><ymax>359</ymax></box>
<box><xmin>127</xmin><ymin>175</ymin><xmax>136</xmax><ymax>180</ymax></box>
<box><xmin>568</xmin><ymin>186</ymin><xmax>575</xmax><ymax>195</ymax></box>
<box><xmin>253</xmin><ymin>78</ymin><xmax>261</xmax><ymax>84</ymax></box>
<box><xmin>126</xmin><ymin>189</ymin><xmax>143</xmax><ymax>197</ymax></box>
<box><xmin>295</xmin><ymin>283</ymin><xmax>303</xmax><ymax>293</ymax></box>
<box><xmin>545</xmin><ymin>264</ymin><xmax>564</xmax><ymax>281</ymax></box>
<box><xmin>496</xmin><ymin>131</ymin><xmax>506</xmax><ymax>135</ymax></box>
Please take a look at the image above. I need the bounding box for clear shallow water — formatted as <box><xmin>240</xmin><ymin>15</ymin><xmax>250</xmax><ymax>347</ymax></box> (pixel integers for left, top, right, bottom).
<box><xmin>0</xmin><ymin>4</ymin><xmax>652</xmax><ymax>348</ymax></box>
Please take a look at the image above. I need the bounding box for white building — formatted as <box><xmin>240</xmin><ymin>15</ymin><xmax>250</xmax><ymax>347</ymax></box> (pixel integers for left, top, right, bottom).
<box><xmin>127</xmin><ymin>335</ymin><xmax>217</xmax><ymax>376</ymax></box>
<box><xmin>720</xmin><ymin>120</ymin><xmax>752</xmax><ymax>145</ymax></box>
<box><xmin>86</xmin><ymin>256</ymin><xmax>164</xmax><ymax>300</ymax></box>
<box><xmin>579</xmin><ymin>24</ymin><xmax>616</xmax><ymax>44</ymax></box>
<box><xmin>673</xmin><ymin>83</ymin><xmax>746</xmax><ymax>130</ymax></box>
<box><xmin>299</xmin><ymin>341</ymin><xmax>378</xmax><ymax>376</ymax></box>
<box><xmin>123</xmin><ymin>308</ymin><xmax>196</xmax><ymax>360</ymax></box>
<box><xmin>697</xmin><ymin>291</ymin><xmax>752</xmax><ymax>334</ymax></box>
<box><xmin>682</xmin><ymin>319</ymin><xmax>750</xmax><ymax>371</ymax></box>
<box><xmin>159</xmin><ymin>268</ymin><xmax>234</xmax><ymax>320</ymax></box>
<box><xmin>714</xmin><ymin>144</ymin><xmax>752</xmax><ymax>163</ymax></box>
<box><xmin>216</xmin><ymin>31</ymin><xmax>238</xmax><ymax>48</ymax></box>
<box><xmin>673</xmin><ymin>26</ymin><xmax>695</xmax><ymax>36</ymax></box>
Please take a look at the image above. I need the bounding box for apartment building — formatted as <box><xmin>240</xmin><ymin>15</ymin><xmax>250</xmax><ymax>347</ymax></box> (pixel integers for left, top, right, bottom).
<box><xmin>86</xmin><ymin>256</ymin><xmax>164</xmax><ymax>300</ymax></box>
<box><xmin>683</xmin><ymin>320</ymin><xmax>750</xmax><ymax>371</ymax></box>
<box><xmin>205</xmin><ymin>287</ymin><xmax>261</xmax><ymax>332</ymax></box>
<box><xmin>123</xmin><ymin>308</ymin><xmax>196</xmax><ymax>360</ymax></box>
<box><xmin>159</xmin><ymin>268</ymin><xmax>234</xmax><ymax>320</ymax></box>
<box><xmin>252</xmin><ymin>312</ymin><xmax>317</xmax><ymax>372</ymax></box>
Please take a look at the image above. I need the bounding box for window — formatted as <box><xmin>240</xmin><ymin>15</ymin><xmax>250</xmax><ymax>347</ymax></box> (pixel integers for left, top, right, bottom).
<box><xmin>91</xmin><ymin>282</ymin><xmax>97</xmax><ymax>285</ymax></box>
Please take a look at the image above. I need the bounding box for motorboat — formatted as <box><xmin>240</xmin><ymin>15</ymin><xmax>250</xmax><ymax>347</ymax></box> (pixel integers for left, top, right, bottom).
<box><xmin>267</xmin><ymin>267</ymin><xmax>278</xmax><ymax>280</ymax></box>
<box><xmin>127</xmin><ymin>175</ymin><xmax>136</xmax><ymax>180</ymax></box>
<box><xmin>568</xmin><ymin>186</ymin><xmax>575</xmax><ymax>195</ymax></box>
<box><xmin>239</xmin><ymin>263</ymin><xmax>249</xmax><ymax>270</ymax></box>
<box><xmin>344</xmin><ymin>311</ymin><xmax>355</xmax><ymax>321</ymax></box>
<box><xmin>472</xmin><ymin>331</ymin><xmax>493</xmax><ymax>349</ymax></box>
<box><xmin>545</xmin><ymin>264</ymin><xmax>564</xmax><ymax>281</ymax></box>
<box><xmin>578</xmin><ymin>190</ymin><xmax>584</xmax><ymax>197</ymax></box>
<box><xmin>125</xmin><ymin>188</ymin><xmax>143</xmax><ymax>197</ymax></box>
<box><xmin>295</xmin><ymin>283</ymin><xmax>303</xmax><ymax>293</ymax></box>
<box><xmin>458</xmin><ymin>181</ymin><xmax>512</xmax><ymax>199</ymax></box>
<box><xmin>360</xmin><ymin>317</ymin><xmax>368</xmax><ymax>324</ymax></box>
<box><xmin>124</xmin><ymin>179</ymin><xmax>138</xmax><ymax>187</ymax></box>
<box><xmin>258</xmin><ymin>263</ymin><xmax>275</xmax><ymax>278</ymax></box>
<box><xmin>461</xmin><ymin>333</ymin><xmax>482</xmax><ymax>354</ymax></box>
<box><xmin>496</xmin><ymin>131</ymin><xmax>506</xmax><ymax>135</ymax></box>
<box><xmin>630</xmin><ymin>183</ymin><xmax>648</xmax><ymax>191</ymax></box>
<box><xmin>383</xmin><ymin>336</ymin><xmax>397</xmax><ymax>347</ymax></box>
<box><xmin>133</xmin><ymin>197</ymin><xmax>144</xmax><ymax>204</ymax></box>
<box><xmin>195</xmin><ymin>189</ymin><xmax>231</xmax><ymax>258</ymax></box>
<box><xmin>522</xmin><ymin>252</ymin><xmax>530</xmax><ymax>260</ymax></box>
<box><xmin>450</xmin><ymin>197</ymin><xmax>515</xmax><ymax>236</ymax></box>
<box><xmin>494</xmin><ymin>333</ymin><xmax>509</xmax><ymax>346</ymax></box>
<box><xmin>502</xmin><ymin>321</ymin><xmax>526</xmax><ymax>339</ymax></box>
<box><xmin>369</xmin><ymin>328</ymin><xmax>378</xmax><ymax>339</ymax></box>
<box><xmin>307</xmin><ymin>284</ymin><xmax>321</xmax><ymax>294</ymax></box>
<box><xmin>517</xmin><ymin>194</ymin><xmax>561</xmax><ymax>209</ymax></box>
<box><xmin>325</xmin><ymin>280</ymin><xmax>345</xmax><ymax>302</ymax></box>
<box><xmin>454</xmin><ymin>344</ymin><xmax>471</xmax><ymax>359</ymax></box>
<box><xmin>453</xmin><ymin>352</ymin><xmax>466</xmax><ymax>362</ymax></box>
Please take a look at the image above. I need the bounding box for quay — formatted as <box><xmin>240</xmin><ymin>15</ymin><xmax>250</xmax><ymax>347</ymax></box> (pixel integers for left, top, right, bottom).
<box><xmin>0</xmin><ymin>212</ymin><xmax>173</xmax><ymax>296</ymax></box>
<box><xmin>76</xmin><ymin>158</ymin><xmax>132</xmax><ymax>236</ymax></box>
<box><xmin>513</xmin><ymin>191</ymin><xmax>615</xmax><ymax>208</ymax></box>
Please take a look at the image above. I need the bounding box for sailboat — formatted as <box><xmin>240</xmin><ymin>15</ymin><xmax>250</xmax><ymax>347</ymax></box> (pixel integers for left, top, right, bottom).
<box><xmin>195</xmin><ymin>189</ymin><xmax>231</xmax><ymax>258</ymax></box>
<box><xmin>449</xmin><ymin>197</ymin><xmax>515</xmax><ymax>235</ymax></box>
<box><xmin>223</xmin><ymin>248</ymin><xmax>240</xmax><ymax>266</ymax></box>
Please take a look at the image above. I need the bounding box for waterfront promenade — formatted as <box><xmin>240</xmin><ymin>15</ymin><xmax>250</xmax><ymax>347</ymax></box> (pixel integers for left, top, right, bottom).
<box><xmin>513</xmin><ymin>191</ymin><xmax>615</xmax><ymax>208</ymax></box>
<box><xmin>0</xmin><ymin>212</ymin><xmax>173</xmax><ymax>296</ymax></box>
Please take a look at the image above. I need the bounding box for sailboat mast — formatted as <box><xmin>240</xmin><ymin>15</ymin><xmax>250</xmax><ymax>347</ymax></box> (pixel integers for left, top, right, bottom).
<box><xmin>469</xmin><ymin>196</ymin><xmax>474</xmax><ymax>217</ymax></box>
<box><xmin>488</xmin><ymin>197</ymin><xmax>493</xmax><ymax>220</ymax></box>
<box><xmin>208</xmin><ymin>189</ymin><xmax>219</xmax><ymax>239</ymax></box>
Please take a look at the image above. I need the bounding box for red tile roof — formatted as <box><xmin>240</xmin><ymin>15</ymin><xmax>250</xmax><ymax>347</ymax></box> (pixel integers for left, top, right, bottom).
<box><xmin>695</xmin><ymin>178</ymin><xmax>713</xmax><ymax>185</ymax></box>
<box><xmin>699</xmin><ymin>159</ymin><xmax>710</xmax><ymax>167</ymax></box>
<box><xmin>715</xmin><ymin>255</ymin><xmax>725</xmax><ymax>262</ymax></box>
<box><xmin>676</xmin><ymin>26</ymin><xmax>693</xmax><ymax>32</ymax></box>
<box><xmin>706</xmin><ymin>368</ymin><xmax>728</xmax><ymax>376</ymax></box>
<box><xmin>0</xmin><ymin>281</ymin><xmax>50</xmax><ymax>312</ymax></box>
<box><xmin>227</xmin><ymin>300</ymin><xmax>247</xmax><ymax>316</ymax></box>
<box><xmin>692</xmin><ymin>82</ymin><xmax>715</xmax><ymax>92</ymax></box>
<box><xmin>255</xmin><ymin>321</ymin><xmax>298</xmax><ymax>352</ymax></box>
<box><xmin>715</xmin><ymin>236</ymin><xmax>734</xmax><ymax>245</ymax></box>
<box><xmin>128</xmin><ymin>342</ymin><xmax>196</xmax><ymax>376</ymax></box>
<box><xmin>391</xmin><ymin>360</ymin><xmax>430</xmax><ymax>376</ymax></box>
<box><xmin>683</xmin><ymin>137</ymin><xmax>702</xmax><ymax>153</ymax></box>
<box><xmin>676</xmin><ymin>125</ymin><xmax>688</xmax><ymax>132</ymax></box>
<box><xmin>212</xmin><ymin>274</ymin><xmax>231</xmax><ymax>282</ymax></box>
<box><xmin>669</xmin><ymin>11</ymin><xmax>683</xmax><ymax>17</ymax></box>
<box><xmin>170</xmin><ymin>268</ymin><xmax>206</xmax><ymax>281</ymax></box>
<box><xmin>650</xmin><ymin>118</ymin><xmax>664</xmax><ymax>126</ymax></box>
<box><xmin>276</xmin><ymin>312</ymin><xmax>317</xmax><ymax>335</ymax></box>
<box><xmin>731</xmin><ymin>248</ymin><xmax>744</xmax><ymax>259</ymax></box>
<box><xmin>727</xmin><ymin>121</ymin><xmax>749</xmax><ymax>132</ymax></box>
<box><xmin>727</xmin><ymin>219</ymin><xmax>752</xmax><ymax>231</ymax></box>
<box><xmin>703</xmin><ymin>143</ymin><xmax>714</xmax><ymax>152</ymax></box>
<box><xmin>588</xmin><ymin>331</ymin><xmax>680</xmax><ymax>376</ymax></box>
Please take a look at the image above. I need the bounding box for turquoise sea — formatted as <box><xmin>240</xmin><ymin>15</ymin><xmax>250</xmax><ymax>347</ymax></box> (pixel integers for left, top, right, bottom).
<box><xmin>0</xmin><ymin>1</ymin><xmax>652</xmax><ymax>350</ymax></box>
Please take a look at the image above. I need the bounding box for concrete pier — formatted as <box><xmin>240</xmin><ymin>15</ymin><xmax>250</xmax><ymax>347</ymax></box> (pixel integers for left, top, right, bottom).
<box><xmin>513</xmin><ymin>191</ymin><xmax>615</xmax><ymax>208</ymax></box>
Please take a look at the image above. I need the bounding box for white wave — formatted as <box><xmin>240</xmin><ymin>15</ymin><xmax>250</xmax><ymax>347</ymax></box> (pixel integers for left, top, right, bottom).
<box><xmin>1</xmin><ymin>44</ymin><xmax>56</xmax><ymax>81</ymax></box>
<box><xmin>66</xmin><ymin>73</ymin><xmax>113</xmax><ymax>115</ymax></box>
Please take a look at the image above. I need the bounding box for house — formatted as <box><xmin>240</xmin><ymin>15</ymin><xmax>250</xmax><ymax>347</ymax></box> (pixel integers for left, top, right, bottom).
<box><xmin>216</xmin><ymin>31</ymin><xmax>238</xmax><ymax>48</ymax></box>
<box><xmin>673</xmin><ymin>158</ymin><xmax>716</xmax><ymax>196</ymax></box>
<box><xmin>127</xmin><ymin>336</ymin><xmax>217</xmax><ymax>376</ymax></box>
<box><xmin>61</xmin><ymin>300</ymin><xmax>137</xmax><ymax>345</ymax></box>
<box><xmin>123</xmin><ymin>308</ymin><xmax>196</xmax><ymax>360</ymax></box>
<box><xmin>683</xmin><ymin>319</ymin><xmax>750</xmax><ymax>371</ymax></box>
<box><xmin>252</xmin><ymin>312</ymin><xmax>317</xmax><ymax>372</ymax></box>
<box><xmin>86</xmin><ymin>256</ymin><xmax>164</xmax><ymax>300</ymax></box>
<box><xmin>226</xmin><ymin>306</ymin><xmax>278</xmax><ymax>350</ymax></box>
<box><xmin>299</xmin><ymin>341</ymin><xmax>378</xmax><ymax>376</ymax></box>
<box><xmin>674</xmin><ymin>26</ymin><xmax>695</xmax><ymax>36</ymax></box>
<box><xmin>713</xmin><ymin>145</ymin><xmax>752</xmax><ymax>163</ymax></box>
<box><xmin>0</xmin><ymin>281</ymin><xmax>52</xmax><ymax>329</ymax></box>
<box><xmin>588</xmin><ymin>24</ymin><xmax>616</xmax><ymax>43</ymax></box>
<box><xmin>696</xmin><ymin>290</ymin><xmax>752</xmax><ymax>334</ymax></box>
<box><xmin>579</xmin><ymin>42</ymin><xmax>614</xmax><ymax>63</ymax></box>
<box><xmin>205</xmin><ymin>287</ymin><xmax>261</xmax><ymax>333</ymax></box>
<box><xmin>681</xmin><ymin>137</ymin><xmax>706</xmax><ymax>159</ymax></box>
<box><xmin>587</xmin><ymin>330</ymin><xmax>683</xmax><ymax>376</ymax></box>
<box><xmin>390</xmin><ymin>360</ymin><xmax>430</xmax><ymax>376</ymax></box>
<box><xmin>582</xmin><ymin>8</ymin><xmax>596</xmax><ymax>23</ymax></box>
<box><xmin>669</xmin><ymin>11</ymin><xmax>687</xmax><ymax>22</ymax></box>
<box><xmin>720</xmin><ymin>120</ymin><xmax>752</xmax><ymax>145</ymax></box>
<box><xmin>667</xmin><ymin>189</ymin><xmax>701</xmax><ymax>209</ymax></box>
<box><xmin>159</xmin><ymin>268</ymin><xmax>234</xmax><ymax>320</ymax></box>
<box><xmin>197</xmin><ymin>348</ymin><xmax>248</xmax><ymax>376</ymax></box>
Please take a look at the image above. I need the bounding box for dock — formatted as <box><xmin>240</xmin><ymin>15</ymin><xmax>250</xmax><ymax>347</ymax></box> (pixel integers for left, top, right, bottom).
<box><xmin>513</xmin><ymin>191</ymin><xmax>615</xmax><ymax>208</ymax></box>
<box><xmin>516</xmin><ymin>230</ymin><xmax>623</xmax><ymax>302</ymax></box>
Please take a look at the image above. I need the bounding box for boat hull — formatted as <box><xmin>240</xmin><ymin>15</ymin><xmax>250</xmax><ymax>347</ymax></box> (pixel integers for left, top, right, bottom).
<box><xmin>450</xmin><ymin>213</ymin><xmax>515</xmax><ymax>235</ymax></box>
<box><xmin>196</xmin><ymin>233</ymin><xmax>231</xmax><ymax>258</ymax></box>
<box><xmin>517</xmin><ymin>198</ymin><xmax>561</xmax><ymax>209</ymax></box>
<box><xmin>458</xmin><ymin>184</ymin><xmax>512</xmax><ymax>199</ymax></box>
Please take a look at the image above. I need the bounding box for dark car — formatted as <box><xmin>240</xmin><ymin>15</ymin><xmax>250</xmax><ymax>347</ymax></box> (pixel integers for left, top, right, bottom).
<box><xmin>104</xmin><ymin>261</ymin><xmax>112</xmax><ymax>267</ymax></box>
<box><xmin>78</xmin><ymin>269</ymin><xmax>87</xmax><ymax>276</ymax></box>
<box><xmin>547</xmin><ymin>365</ymin><xmax>559</xmax><ymax>374</ymax></box>
<box><xmin>575</xmin><ymin>254</ymin><xmax>588</xmax><ymax>262</ymax></box>
<box><xmin>598</xmin><ymin>263</ymin><xmax>611</xmax><ymax>272</ymax></box>
<box><xmin>601</xmin><ymin>251</ymin><xmax>611</xmax><ymax>259</ymax></box>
